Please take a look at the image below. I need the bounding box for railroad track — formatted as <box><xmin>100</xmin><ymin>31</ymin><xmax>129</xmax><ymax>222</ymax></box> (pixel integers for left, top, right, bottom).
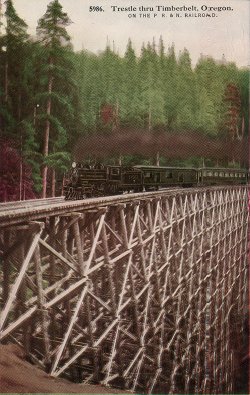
<box><xmin>0</xmin><ymin>197</ymin><xmax>64</xmax><ymax>211</ymax></box>
<box><xmin>0</xmin><ymin>185</ymin><xmax>246</xmax><ymax>227</ymax></box>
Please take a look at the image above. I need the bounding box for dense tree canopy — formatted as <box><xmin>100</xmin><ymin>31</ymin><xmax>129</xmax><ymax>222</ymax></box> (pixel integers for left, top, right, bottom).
<box><xmin>75</xmin><ymin>43</ymin><xmax>248</xmax><ymax>137</ymax></box>
<box><xmin>0</xmin><ymin>0</ymin><xmax>248</xmax><ymax>201</ymax></box>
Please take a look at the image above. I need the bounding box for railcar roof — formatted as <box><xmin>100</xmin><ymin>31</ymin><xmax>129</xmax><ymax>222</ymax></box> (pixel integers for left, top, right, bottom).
<box><xmin>134</xmin><ymin>165</ymin><xmax>197</xmax><ymax>170</ymax></box>
<box><xmin>134</xmin><ymin>165</ymin><xmax>247</xmax><ymax>172</ymax></box>
<box><xmin>75</xmin><ymin>163</ymin><xmax>247</xmax><ymax>172</ymax></box>
<box><xmin>198</xmin><ymin>167</ymin><xmax>247</xmax><ymax>172</ymax></box>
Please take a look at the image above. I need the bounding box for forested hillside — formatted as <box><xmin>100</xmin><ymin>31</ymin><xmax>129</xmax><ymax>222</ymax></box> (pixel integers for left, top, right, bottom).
<box><xmin>0</xmin><ymin>0</ymin><xmax>248</xmax><ymax>201</ymax></box>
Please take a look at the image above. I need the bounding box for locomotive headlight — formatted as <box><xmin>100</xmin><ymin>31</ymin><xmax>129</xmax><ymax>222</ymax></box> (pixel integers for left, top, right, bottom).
<box><xmin>72</xmin><ymin>161</ymin><xmax>77</xmax><ymax>168</ymax></box>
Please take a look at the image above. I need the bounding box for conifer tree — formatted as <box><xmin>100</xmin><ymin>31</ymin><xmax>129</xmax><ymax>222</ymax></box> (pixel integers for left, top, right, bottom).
<box><xmin>0</xmin><ymin>0</ymin><xmax>28</xmax><ymax>136</ymax></box>
<box><xmin>137</xmin><ymin>41</ymin><xmax>165</xmax><ymax>131</ymax></box>
<box><xmin>1</xmin><ymin>0</ymin><xmax>38</xmax><ymax>199</ymax></box>
<box><xmin>164</xmin><ymin>43</ymin><xmax>178</xmax><ymax>130</ymax></box>
<box><xmin>223</xmin><ymin>83</ymin><xmax>241</xmax><ymax>140</ymax></box>
<box><xmin>0</xmin><ymin>0</ymin><xmax>6</xmax><ymax>133</ymax></box>
<box><xmin>73</xmin><ymin>50</ymin><xmax>101</xmax><ymax>131</ymax></box>
<box><xmin>99</xmin><ymin>44</ymin><xmax>122</xmax><ymax>113</ymax></box>
<box><xmin>120</xmin><ymin>38</ymin><xmax>140</xmax><ymax>126</ymax></box>
<box><xmin>195</xmin><ymin>56</ymin><xmax>225</xmax><ymax>135</ymax></box>
<box><xmin>36</xmin><ymin>0</ymin><xmax>73</xmax><ymax>197</ymax></box>
<box><xmin>176</xmin><ymin>48</ymin><xmax>196</xmax><ymax>130</ymax></box>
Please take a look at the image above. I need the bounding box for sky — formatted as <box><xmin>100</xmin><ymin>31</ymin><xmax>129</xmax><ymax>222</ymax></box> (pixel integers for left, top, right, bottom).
<box><xmin>4</xmin><ymin>0</ymin><xmax>250</xmax><ymax>67</ymax></box>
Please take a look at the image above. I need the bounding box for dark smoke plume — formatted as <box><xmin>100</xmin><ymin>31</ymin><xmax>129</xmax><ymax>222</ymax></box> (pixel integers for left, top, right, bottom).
<box><xmin>74</xmin><ymin>128</ymin><xmax>248</xmax><ymax>165</ymax></box>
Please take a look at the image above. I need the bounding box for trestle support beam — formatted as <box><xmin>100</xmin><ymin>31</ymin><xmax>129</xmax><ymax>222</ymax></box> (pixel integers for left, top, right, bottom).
<box><xmin>0</xmin><ymin>186</ymin><xmax>248</xmax><ymax>394</ymax></box>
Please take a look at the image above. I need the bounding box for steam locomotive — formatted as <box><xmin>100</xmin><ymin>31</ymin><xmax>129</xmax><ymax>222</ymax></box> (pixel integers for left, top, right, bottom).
<box><xmin>64</xmin><ymin>162</ymin><xmax>248</xmax><ymax>200</ymax></box>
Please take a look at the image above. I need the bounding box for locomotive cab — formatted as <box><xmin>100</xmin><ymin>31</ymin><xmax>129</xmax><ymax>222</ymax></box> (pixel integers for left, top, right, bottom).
<box><xmin>107</xmin><ymin>166</ymin><xmax>121</xmax><ymax>181</ymax></box>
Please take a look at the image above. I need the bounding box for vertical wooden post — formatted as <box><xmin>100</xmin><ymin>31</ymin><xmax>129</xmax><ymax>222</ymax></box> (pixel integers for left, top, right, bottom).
<box><xmin>34</xmin><ymin>244</ymin><xmax>51</xmax><ymax>366</ymax></box>
<box><xmin>73</xmin><ymin>217</ymin><xmax>85</xmax><ymax>275</ymax></box>
<box><xmin>49</xmin><ymin>216</ymin><xmax>57</xmax><ymax>340</ymax></box>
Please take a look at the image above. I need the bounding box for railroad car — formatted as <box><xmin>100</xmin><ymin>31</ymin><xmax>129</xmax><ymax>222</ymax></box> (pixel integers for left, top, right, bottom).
<box><xmin>134</xmin><ymin>166</ymin><xmax>198</xmax><ymax>189</ymax></box>
<box><xmin>198</xmin><ymin>167</ymin><xmax>247</xmax><ymax>185</ymax></box>
<box><xmin>64</xmin><ymin>162</ymin><xmax>247</xmax><ymax>200</ymax></box>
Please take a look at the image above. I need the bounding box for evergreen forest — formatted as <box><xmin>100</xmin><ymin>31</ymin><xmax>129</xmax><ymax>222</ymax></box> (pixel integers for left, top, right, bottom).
<box><xmin>0</xmin><ymin>0</ymin><xmax>249</xmax><ymax>201</ymax></box>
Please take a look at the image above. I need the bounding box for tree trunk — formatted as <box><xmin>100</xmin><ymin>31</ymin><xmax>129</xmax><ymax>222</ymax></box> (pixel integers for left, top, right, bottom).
<box><xmin>148</xmin><ymin>104</ymin><xmax>152</xmax><ymax>132</ymax></box>
<box><xmin>241</xmin><ymin>116</ymin><xmax>245</xmax><ymax>140</ymax></box>
<box><xmin>51</xmin><ymin>168</ymin><xmax>56</xmax><ymax>197</ymax></box>
<box><xmin>18</xmin><ymin>93</ymin><xmax>23</xmax><ymax>201</ymax></box>
<box><xmin>19</xmin><ymin>157</ymin><xmax>23</xmax><ymax>201</ymax></box>
<box><xmin>112</xmin><ymin>100</ymin><xmax>119</xmax><ymax>132</ymax></box>
<box><xmin>156</xmin><ymin>152</ymin><xmax>160</xmax><ymax>167</ymax></box>
<box><xmin>42</xmin><ymin>57</ymin><xmax>53</xmax><ymax>198</ymax></box>
<box><xmin>4</xmin><ymin>61</ymin><xmax>8</xmax><ymax>103</ymax></box>
<box><xmin>61</xmin><ymin>174</ymin><xmax>66</xmax><ymax>196</ymax></box>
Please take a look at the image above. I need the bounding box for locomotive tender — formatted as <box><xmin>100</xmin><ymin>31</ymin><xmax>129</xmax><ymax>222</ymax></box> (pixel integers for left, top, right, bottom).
<box><xmin>64</xmin><ymin>162</ymin><xmax>248</xmax><ymax>200</ymax></box>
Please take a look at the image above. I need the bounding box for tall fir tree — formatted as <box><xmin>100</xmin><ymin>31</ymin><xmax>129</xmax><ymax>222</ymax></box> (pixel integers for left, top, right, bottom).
<box><xmin>73</xmin><ymin>50</ymin><xmax>101</xmax><ymax>132</ymax></box>
<box><xmin>120</xmin><ymin>38</ymin><xmax>140</xmax><ymax>126</ymax></box>
<box><xmin>36</xmin><ymin>0</ymin><xmax>74</xmax><ymax>197</ymax></box>
<box><xmin>137</xmin><ymin>41</ymin><xmax>165</xmax><ymax>131</ymax></box>
<box><xmin>1</xmin><ymin>0</ymin><xmax>39</xmax><ymax>199</ymax></box>
<box><xmin>176</xmin><ymin>48</ymin><xmax>196</xmax><ymax>130</ymax></box>
<box><xmin>0</xmin><ymin>0</ymin><xmax>28</xmax><ymax>135</ymax></box>
<box><xmin>99</xmin><ymin>43</ymin><xmax>122</xmax><ymax>122</ymax></box>
<box><xmin>164</xmin><ymin>43</ymin><xmax>178</xmax><ymax>130</ymax></box>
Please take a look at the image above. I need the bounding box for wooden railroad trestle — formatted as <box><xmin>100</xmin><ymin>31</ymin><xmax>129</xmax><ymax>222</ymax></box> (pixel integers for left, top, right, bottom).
<box><xmin>0</xmin><ymin>186</ymin><xmax>248</xmax><ymax>393</ymax></box>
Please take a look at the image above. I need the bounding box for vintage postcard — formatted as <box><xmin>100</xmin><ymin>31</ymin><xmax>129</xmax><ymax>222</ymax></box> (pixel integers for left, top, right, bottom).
<box><xmin>0</xmin><ymin>0</ymin><xmax>249</xmax><ymax>394</ymax></box>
